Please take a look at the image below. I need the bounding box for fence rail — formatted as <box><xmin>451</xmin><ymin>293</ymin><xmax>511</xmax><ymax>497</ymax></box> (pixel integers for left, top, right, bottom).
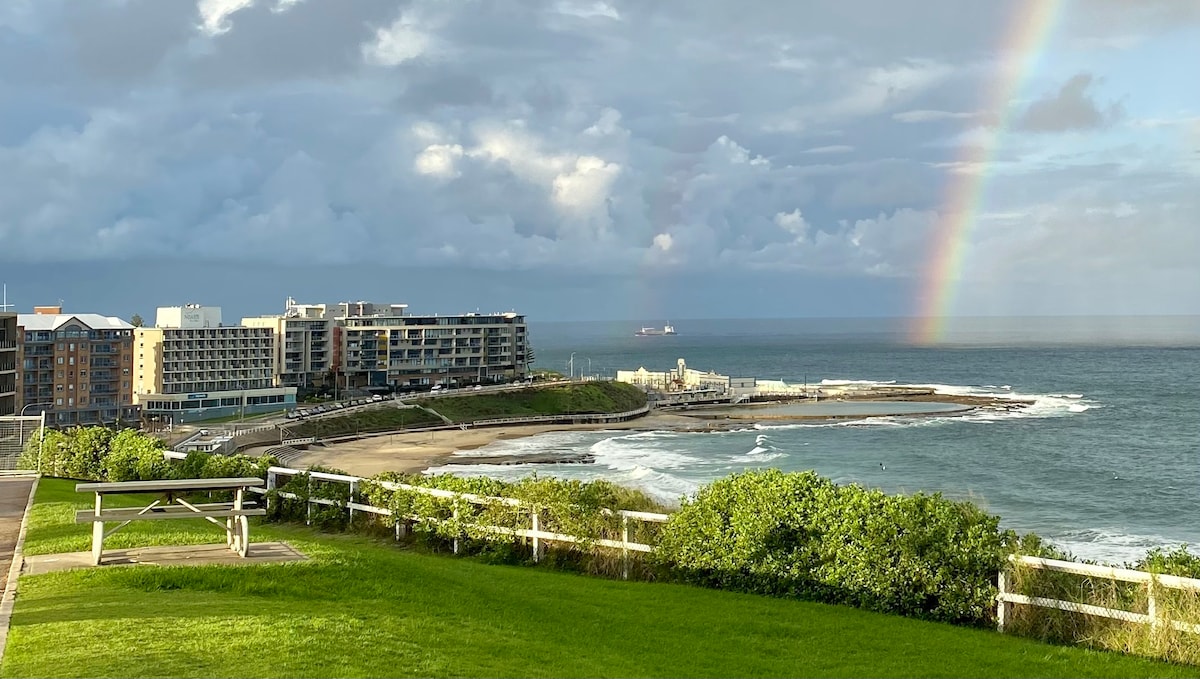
<box><xmin>259</xmin><ymin>466</ymin><xmax>667</xmax><ymax>571</ymax></box>
<box><xmin>998</xmin><ymin>554</ymin><xmax>1200</xmax><ymax>634</ymax></box>
<box><xmin>158</xmin><ymin>452</ymin><xmax>668</xmax><ymax>571</ymax></box>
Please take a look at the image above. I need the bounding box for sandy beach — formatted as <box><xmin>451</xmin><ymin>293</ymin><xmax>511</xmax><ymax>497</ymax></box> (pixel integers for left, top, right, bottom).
<box><xmin>261</xmin><ymin>413</ymin><xmax>705</xmax><ymax>477</ymax></box>
<box><xmin>256</xmin><ymin>394</ymin><xmax>1030</xmax><ymax>477</ymax></box>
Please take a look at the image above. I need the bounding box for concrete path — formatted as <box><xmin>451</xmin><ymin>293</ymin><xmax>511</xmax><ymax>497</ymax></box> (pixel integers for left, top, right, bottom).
<box><xmin>24</xmin><ymin>541</ymin><xmax>307</xmax><ymax>575</ymax></box>
<box><xmin>0</xmin><ymin>475</ymin><xmax>38</xmax><ymax>665</ymax></box>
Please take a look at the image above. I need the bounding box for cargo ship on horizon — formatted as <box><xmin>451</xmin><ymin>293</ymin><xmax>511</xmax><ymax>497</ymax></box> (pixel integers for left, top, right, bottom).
<box><xmin>635</xmin><ymin>324</ymin><xmax>676</xmax><ymax>337</ymax></box>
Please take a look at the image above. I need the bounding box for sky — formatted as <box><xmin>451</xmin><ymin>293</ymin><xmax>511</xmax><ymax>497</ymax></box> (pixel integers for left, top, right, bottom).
<box><xmin>1</xmin><ymin>0</ymin><xmax>1198</xmax><ymax>325</ymax></box>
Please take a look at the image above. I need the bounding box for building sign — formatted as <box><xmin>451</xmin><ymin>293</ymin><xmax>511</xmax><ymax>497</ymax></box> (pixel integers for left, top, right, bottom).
<box><xmin>187</xmin><ymin>393</ymin><xmax>208</xmax><ymax>399</ymax></box>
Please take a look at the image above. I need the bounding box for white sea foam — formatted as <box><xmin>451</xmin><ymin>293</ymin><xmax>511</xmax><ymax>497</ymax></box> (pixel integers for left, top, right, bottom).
<box><xmin>1047</xmin><ymin>528</ymin><xmax>1191</xmax><ymax>566</ymax></box>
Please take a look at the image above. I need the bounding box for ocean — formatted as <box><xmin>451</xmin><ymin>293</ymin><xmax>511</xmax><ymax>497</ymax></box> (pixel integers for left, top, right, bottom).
<box><xmin>427</xmin><ymin>316</ymin><xmax>1200</xmax><ymax>566</ymax></box>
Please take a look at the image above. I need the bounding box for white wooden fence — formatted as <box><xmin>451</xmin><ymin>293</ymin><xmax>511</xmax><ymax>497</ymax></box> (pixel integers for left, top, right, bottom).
<box><xmin>160</xmin><ymin>451</ymin><xmax>669</xmax><ymax>575</ymax></box>
<box><xmin>258</xmin><ymin>466</ymin><xmax>669</xmax><ymax>577</ymax></box>
<box><xmin>998</xmin><ymin>554</ymin><xmax>1200</xmax><ymax>634</ymax></box>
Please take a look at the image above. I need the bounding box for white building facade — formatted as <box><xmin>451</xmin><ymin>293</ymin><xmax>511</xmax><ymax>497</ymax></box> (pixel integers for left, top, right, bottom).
<box><xmin>134</xmin><ymin>305</ymin><xmax>297</xmax><ymax>423</ymax></box>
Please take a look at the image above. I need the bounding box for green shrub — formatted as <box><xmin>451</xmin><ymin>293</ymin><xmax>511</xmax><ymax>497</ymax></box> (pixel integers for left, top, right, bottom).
<box><xmin>359</xmin><ymin>472</ymin><xmax>666</xmax><ymax>574</ymax></box>
<box><xmin>1135</xmin><ymin>545</ymin><xmax>1200</xmax><ymax>578</ymax></box>
<box><xmin>652</xmin><ymin>469</ymin><xmax>1013</xmax><ymax>626</ymax></box>
<box><xmin>103</xmin><ymin>429</ymin><xmax>171</xmax><ymax>481</ymax></box>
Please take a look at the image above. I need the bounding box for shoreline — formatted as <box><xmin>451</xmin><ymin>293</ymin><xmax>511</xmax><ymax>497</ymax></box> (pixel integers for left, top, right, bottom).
<box><xmin>262</xmin><ymin>394</ymin><xmax>1030</xmax><ymax>478</ymax></box>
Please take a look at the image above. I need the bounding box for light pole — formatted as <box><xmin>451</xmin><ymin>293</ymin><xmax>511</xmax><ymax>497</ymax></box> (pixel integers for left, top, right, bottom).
<box><xmin>568</xmin><ymin>352</ymin><xmax>575</xmax><ymax>380</ymax></box>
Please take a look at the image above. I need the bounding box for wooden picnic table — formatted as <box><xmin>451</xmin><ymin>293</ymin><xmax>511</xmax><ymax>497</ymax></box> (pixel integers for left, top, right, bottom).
<box><xmin>74</xmin><ymin>477</ymin><xmax>266</xmax><ymax>566</ymax></box>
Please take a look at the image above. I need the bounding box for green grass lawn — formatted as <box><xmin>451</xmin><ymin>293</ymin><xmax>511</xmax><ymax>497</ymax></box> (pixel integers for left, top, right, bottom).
<box><xmin>287</xmin><ymin>406</ymin><xmax>444</xmax><ymax>438</ymax></box>
<box><xmin>2</xmin><ymin>478</ymin><xmax>1193</xmax><ymax>678</ymax></box>
<box><xmin>419</xmin><ymin>381</ymin><xmax>647</xmax><ymax>423</ymax></box>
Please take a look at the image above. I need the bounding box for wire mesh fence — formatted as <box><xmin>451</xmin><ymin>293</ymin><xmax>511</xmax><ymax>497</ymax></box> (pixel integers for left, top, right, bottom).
<box><xmin>0</xmin><ymin>414</ymin><xmax>44</xmax><ymax>471</ymax></box>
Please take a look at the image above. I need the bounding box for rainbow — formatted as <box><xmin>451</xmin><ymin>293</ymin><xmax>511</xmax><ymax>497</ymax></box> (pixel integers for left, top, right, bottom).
<box><xmin>910</xmin><ymin>0</ymin><xmax>1066</xmax><ymax>344</ymax></box>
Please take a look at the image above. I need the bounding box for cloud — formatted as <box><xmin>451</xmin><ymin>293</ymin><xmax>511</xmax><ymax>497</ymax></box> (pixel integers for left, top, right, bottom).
<box><xmin>1</xmin><ymin>0</ymin><xmax>1197</xmax><ymax>318</ymax></box>
<box><xmin>893</xmin><ymin>109</ymin><xmax>981</xmax><ymax>123</ymax></box>
<box><xmin>362</xmin><ymin>11</ymin><xmax>434</xmax><ymax>66</ymax></box>
<box><xmin>1016</xmin><ymin>73</ymin><xmax>1125</xmax><ymax>133</ymax></box>
<box><xmin>803</xmin><ymin>145</ymin><xmax>854</xmax><ymax>154</ymax></box>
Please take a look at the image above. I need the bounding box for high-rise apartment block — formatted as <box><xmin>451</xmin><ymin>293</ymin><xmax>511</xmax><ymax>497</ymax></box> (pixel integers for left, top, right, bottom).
<box><xmin>241</xmin><ymin>298</ymin><xmax>333</xmax><ymax>389</ymax></box>
<box><xmin>240</xmin><ymin>299</ymin><xmax>534</xmax><ymax>393</ymax></box>
<box><xmin>134</xmin><ymin>304</ymin><xmax>297</xmax><ymax>423</ymax></box>
<box><xmin>0</xmin><ymin>312</ymin><xmax>17</xmax><ymax>416</ymax></box>
<box><xmin>15</xmin><ymin>307</ymin><xmax>138</xmax><ymax>426</ymax></box>
<box><xmin>334</xmin><ymin>302</ymin><xmax>533</xmax><ymax>390</ymax></box>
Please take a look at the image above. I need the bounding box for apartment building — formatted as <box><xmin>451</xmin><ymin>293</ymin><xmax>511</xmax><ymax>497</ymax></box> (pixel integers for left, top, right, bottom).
<box><xmin>134</xmin><ymin>304</ymin><xmax>296</xmax><ymax>423</ymax></box>
<box><xmin>336</xmin><ymin>302</ymin><xmax>534</xmax><ymax>390</ymax></box>
<box><xmin>0</xmin><ymin>312</ymin><xmax>17</xmax><ymax>416</ymax></box>
<box><xmin>15</xmin><ymin>307</ymin><xmax>138</xmax><ymax>426</ymax></box>
<box><xmin>241</xmin><ymin>298</ymin><xmax>333</xmax><ymax>390</ymax></box>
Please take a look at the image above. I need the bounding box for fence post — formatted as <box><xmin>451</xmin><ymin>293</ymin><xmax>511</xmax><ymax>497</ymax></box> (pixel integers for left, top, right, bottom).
<box><xmin>997</xmin><ymin>568</ymin><xmax>1010</xmax><ymax>632</ymax></box>
<box><xmin>1147</xmin><ymin>579</ymin><xmax>1159</xmax><ymax>631</ymax></box>
<box><xmin>621</xmin><ymin>515</ymin><xmax>630</xmax><ymax>580</ymax></box>
<box><xmin>531</xmin><ymin>510</ymin><xmax>540</xmax><ymax>563</ymax></box>
<box><xmin>348</xmin><ymin>480</ymin><xmax>357</xmax><ymax>526</ymax></box>
<box><xmin>305</xmin><ymin>475</ymin><xmax>313</xmax><ymax>526</ymax></box>
<box><xmin>452</xmin><ymin>504</ymin><xmax>460</xmax><ymax>555</ymax></box>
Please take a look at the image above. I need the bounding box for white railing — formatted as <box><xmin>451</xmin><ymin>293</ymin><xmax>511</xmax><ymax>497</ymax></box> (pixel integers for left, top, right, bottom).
<box><xmin>231</xmin><ymin>424</ymin><xmax>275</xmax><ymax>437</ymax></box>
<box><xmin>259</xmin><ymin>467</ymin><xmax>668</xmax><ymax>576</ymax></box>
<box><xmin>157</xmin><ymin>452</ymin><xmax>668</xmax><ymax>574</ymax></box>
<box><xmin>470</xmin><ymin>405</ymin><xmax>650</xmax><ymax>427</ymax></box>
<box><xmin>998</xmin><ymin>555</ymin><xmax>1200</xmax><ymax>634</ymax></box>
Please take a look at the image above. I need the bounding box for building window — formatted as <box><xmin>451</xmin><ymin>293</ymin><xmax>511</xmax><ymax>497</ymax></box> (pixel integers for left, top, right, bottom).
<box><xmin>57</xmin><ymin>343</ymin><xmax>64</xmax><ymax>350</ymax></box>
<box><xmin>56</xmin><ymin>398</ymin><xmax>63</xmax><ymax>406</ymax></box>
<box><xmin>57</xmin><ymin>357</ymin><xmax>64</xmax><ymax>365</ymax></box>
<box><xmin>68</xmin><ymin>397</ymin><xmax>74</xmax><ymax>406</ymax></box>
<box><xmin>56</xmin><ymin>370</ymin><xmax>63</xmax><ymax>378</ymax></box>
<box><xmin>55</xmin><ymin>384</ymin><xmax>63</xmax><ymax>391</ymax></box>
<box><xmin>69</xmin><ymin>343</ymin><xmax>75</xmax><ymax>351</ymax></box>
<box><xmin>69</xmin><ymin>357</ymin><xmax>75</xmax><ymax>365</ymax></box>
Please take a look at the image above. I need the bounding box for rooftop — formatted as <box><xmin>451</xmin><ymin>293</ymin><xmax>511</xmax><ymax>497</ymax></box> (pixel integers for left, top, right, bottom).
<box><xmin>17</xmin><ymin>313</ymin><xmax>134</xmax><ymax>332</ymax></box>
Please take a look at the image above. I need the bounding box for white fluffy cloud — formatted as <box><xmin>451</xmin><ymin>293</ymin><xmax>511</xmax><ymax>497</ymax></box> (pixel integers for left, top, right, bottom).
<box><xmin>0</xmin><ymin>0</ymin><xmax>1197</xmax><ymax>316</ymax></box>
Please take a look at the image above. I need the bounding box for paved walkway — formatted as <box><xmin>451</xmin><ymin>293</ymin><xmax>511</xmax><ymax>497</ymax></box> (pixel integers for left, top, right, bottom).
<box><xmin>0</xmin><ymin>475</ymin><xmax>37</xmax><ymax>665</ymax></box>
<box><xmin>0</xmin><ymin>477</ymin><xmax>36</xmax><ymax>588</ymax></box>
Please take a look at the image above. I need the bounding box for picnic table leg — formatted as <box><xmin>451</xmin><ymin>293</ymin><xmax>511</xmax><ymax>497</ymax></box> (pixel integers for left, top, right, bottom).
<box><xmin>91</xmin><ymin>493</ymin><xmax>104</xmax><ymax>566</ymax></box>
<box><xmin>235</xmin><ymin>486</ymin><xmax>249</xmax><ymax>557</ymax></box>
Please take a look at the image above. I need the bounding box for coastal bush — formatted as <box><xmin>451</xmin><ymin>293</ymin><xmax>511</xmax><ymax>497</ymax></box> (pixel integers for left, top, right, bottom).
<box><xmin>651</xmin><ymin>469</ymin><xmax>1013</xmax><ymax>626</ymax></box>
<box><xmin>19</xmin><ymin>426</ymin><xmax>275</xmax><ymax>483</ymax></box>
<box><xmin>357</xmin><ymin>472</ymin><xmax>667</xmax><ymax>574</ymax></box>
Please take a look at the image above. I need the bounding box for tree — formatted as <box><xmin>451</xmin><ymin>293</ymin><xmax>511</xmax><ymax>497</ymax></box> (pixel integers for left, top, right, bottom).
<box><xmin>130</xmin><ymin>313</ymin><xmax>144</xmax><ymax>327</ymax></box>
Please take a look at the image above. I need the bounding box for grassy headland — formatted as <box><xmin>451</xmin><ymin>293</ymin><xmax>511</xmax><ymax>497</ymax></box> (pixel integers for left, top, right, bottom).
<box><xmin>3</xmin><ymin>478</ymin><xmax>1193</xmax><ymax>679</ymax></box>
<box><xmin>423</xmin><ymin>381</ymin><xmax>646</xmax><ymax>422</ymax></box>
<box><xmin>288</xmin><ymin>382</ymin><xmax>647</xmax><ymax>439</ymax></box>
